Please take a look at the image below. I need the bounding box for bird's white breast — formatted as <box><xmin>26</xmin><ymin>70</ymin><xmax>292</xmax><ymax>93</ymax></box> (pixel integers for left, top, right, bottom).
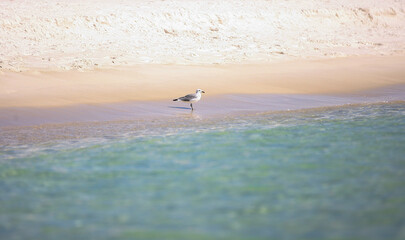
<box><xmin>190</xmin><ymin>94</ymin><xmax>201</xmax><ymax>102</ymax></box>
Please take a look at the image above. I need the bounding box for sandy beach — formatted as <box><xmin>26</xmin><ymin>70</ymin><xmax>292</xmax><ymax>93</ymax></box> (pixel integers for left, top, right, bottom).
<box><xmin>1</xmin><ymin>0</ymin><xmax>404</xmax><ymax>71</ymax></box>
<box><xmin>1</xmin><ymin>0</ymin><xmax>405</xmax><ymax>112</ymax></box>
<box><xmin>1</xmin><ymin>55</ymin><xmax>405</xmax><ymax>109</ymax></box>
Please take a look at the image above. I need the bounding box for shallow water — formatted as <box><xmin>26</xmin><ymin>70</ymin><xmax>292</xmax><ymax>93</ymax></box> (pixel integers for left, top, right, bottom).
<box><xmin>1</xmin><ymin>102</ymin><xmax>405</xmax><ymax>239</ymax></box>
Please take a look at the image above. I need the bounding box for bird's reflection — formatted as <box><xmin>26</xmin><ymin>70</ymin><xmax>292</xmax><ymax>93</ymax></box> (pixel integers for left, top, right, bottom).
<box><xmin>176</xmin><ymin>111</ymin><xmax>201</xmax><ymax>120</ymax></box>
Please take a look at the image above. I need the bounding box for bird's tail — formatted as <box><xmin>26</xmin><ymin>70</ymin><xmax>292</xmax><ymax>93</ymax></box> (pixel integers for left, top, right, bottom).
<box><xmin>173</xmin><ymin>98</ymin><xmax>179</xmax><ymax>101</ymax></box>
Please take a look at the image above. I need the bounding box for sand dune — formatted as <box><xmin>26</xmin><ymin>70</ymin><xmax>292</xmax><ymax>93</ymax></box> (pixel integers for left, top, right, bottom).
<box><xmin>1</xmin><ymin>0</ymin><xmax>404</xmax><ymax>71</ymax></box>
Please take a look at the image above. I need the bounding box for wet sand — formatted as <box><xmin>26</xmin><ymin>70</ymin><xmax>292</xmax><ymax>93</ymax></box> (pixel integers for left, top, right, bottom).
<box><xmin>1</xmin><ymin>55</ymin><xmax>405</xmax><ymax>108</ymax></box>
<box><xmin>1</xmin><ymin>83</ymin><xmax>404</xmax><ymax>128</ymax></box>
<box><xmin>1</xmin><ymin>56</ymin><xmax>405</xmax><ymax>127</ymax></box>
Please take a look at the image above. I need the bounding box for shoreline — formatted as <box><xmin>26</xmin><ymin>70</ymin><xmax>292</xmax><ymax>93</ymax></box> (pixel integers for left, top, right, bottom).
<box><xmin>1</xmin><ymin>55</ymin><xmax>405</xmax><ymax>108</ymax></box>
<box><xmin>1</xmin><ymin>83</ymin><xmax>404</xmax><ymax>128</ymax></box>
<box><xmin>1</xmin><ymin>55</ymin><xmax>405</xmax><ymax>128</ymax></box>
<box><xmin>1</xmin><ymin>100</ymin><xmax>404</xmax><ymax>147</ymax></box>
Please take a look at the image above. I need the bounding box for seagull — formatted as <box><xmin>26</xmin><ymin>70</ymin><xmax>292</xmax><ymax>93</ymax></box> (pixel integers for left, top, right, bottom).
<box><xmin>173</xmin><ymin>89</ymin><xmax>205</xmax><ymax>110</ymax></box>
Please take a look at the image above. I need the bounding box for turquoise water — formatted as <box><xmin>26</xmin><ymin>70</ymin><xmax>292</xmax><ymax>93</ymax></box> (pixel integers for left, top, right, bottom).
<box><xmin>1</xmin><ymin>102</ymin><xmax>405</xmax><ymax>240</ymax></box>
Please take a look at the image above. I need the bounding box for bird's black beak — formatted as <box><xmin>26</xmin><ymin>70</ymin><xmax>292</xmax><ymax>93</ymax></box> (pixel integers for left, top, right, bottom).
<box><xmin>202</xmin><ymin>91</ymin><xmax>205</xmax><ymax>93</ymax></box>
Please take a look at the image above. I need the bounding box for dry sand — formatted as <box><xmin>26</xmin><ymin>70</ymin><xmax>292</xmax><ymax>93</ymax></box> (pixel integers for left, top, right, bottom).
<box><xmin>1</xmin><ymin>56</ymin><xmax>405</xmax><ymax>108</ymax></box>
<box><xmin>1</xmin><ymin>0</ymin><xmax>404</xmax><ymax>71</ymax></box>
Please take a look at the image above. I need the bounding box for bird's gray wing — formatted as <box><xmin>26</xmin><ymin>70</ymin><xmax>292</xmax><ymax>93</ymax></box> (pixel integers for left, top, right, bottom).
<box><xmin>178</xmin><ymin>93</ymin><xmax>197</xmax><ymax>101</ymax></box>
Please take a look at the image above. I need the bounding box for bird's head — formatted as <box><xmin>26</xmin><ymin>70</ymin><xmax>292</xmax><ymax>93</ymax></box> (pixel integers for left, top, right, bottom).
<box><xmin>196</xmin><ymin>89</ymin><xmax>206</xmax><ymax>94</ymax></box>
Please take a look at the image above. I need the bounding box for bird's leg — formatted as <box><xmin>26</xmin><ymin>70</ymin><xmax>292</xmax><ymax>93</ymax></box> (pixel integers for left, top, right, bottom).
<box><xmin>190</xmin><ymin>103</ymin><xmax>193</xmax><ymax>110</ymax></box>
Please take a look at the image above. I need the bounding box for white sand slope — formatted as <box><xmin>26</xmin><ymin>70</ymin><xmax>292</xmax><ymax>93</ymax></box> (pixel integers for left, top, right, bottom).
<box><xmin>0</xmin><ymin>0</ymin><xmax>405</xmax><ymax>71</ymax></box>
